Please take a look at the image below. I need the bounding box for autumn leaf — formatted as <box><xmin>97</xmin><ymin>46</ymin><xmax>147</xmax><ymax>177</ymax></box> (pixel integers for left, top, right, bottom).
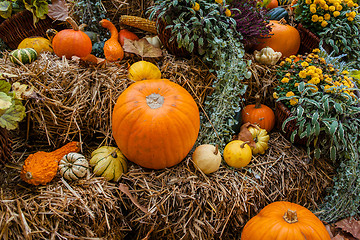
<box><xmin>335</xmin><ymin>218</ymin><xmax>360</xmax><ymax>239</ymax></box>
<box><xmin>123</xmin><ymin>38</ymin><xmax>162</xmax><ymax>58</ymax></box>
<box><xmin>48</xmin><ymin>0</ymin><xmax>68</xmax><ymax>21</ymax></box>
<box><xmin>236</xmin><ymin>122</ymin><xmax>260</xmax><ymax>148</ymax></box>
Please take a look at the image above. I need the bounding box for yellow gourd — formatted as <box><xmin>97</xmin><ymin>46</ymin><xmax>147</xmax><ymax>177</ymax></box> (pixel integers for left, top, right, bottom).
<box><xmin>223</xmin><ymin>140</ymin><xmax>252</xmax><ymax>168</ymax></box>
<box><xmin>18</xmin><ymin>36</ymin><xmax>53</xmax><ymax>54</ymax></box>
<box><xmin>247</xmin><ymin>126</ymin><xmax>270</xmax><ymax>155</ymax></box>
<box><xmin>128</xmin><ymin>61</ymin><xmax>162</xmax><ymax>81</ymax></box>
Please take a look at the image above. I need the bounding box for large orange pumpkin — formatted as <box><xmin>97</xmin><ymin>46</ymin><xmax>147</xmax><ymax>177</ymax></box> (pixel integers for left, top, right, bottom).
<box><xmin>241</xmin><ymin>201</ymin><xmax>331</xmax><ymax>240</ymax></box>
<box><xmin>241</xmin><ymin>99</ymin><xmax>275</xmax><ymax>132</ymax></box>
<box><xmin>52</xmin><ymin>17</ymin><xmax>92</xmax><ymax>59</ymax></box>
<box><xmin>112</xmin><ymin>79</ymin><xmax>200</xmax><ymax>169</ymax></box>
<box><xmin>254</xmin><ymin>20</ymin><xmax>300</xmax><ymax>58</ymax></box>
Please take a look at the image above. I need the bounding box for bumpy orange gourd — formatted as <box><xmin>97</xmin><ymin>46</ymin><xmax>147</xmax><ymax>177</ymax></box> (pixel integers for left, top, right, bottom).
<box><xmin>241</xmin><ymin>201</ymin><xmax>331</xmax><ymax>240</ymax></box>
<box><xmin>112</xmin><ymin>79</ymin><xmax>200</xmax><ymax>169</ymax></box>
<box><xmin>254</xmin><ymin>20</ymin><xmax>300</xmax><ymax>58</ymax></box>
<box><xmin>20</xmin><ymin>142</ymin><xmax>80</xmax><ymax>185</ymax></box>
<box><xmin>52</xmin><ymin>17</ymin><xmax>92</xmax><ymax>59</ymax></box>
<box><xmin>241</xmin><ymin>97</ymin><xmax>275</xmax><ymax>132</ymax></box>
<box><xmin>100</xmin><ymin>19</ymin><xmax>124</xmax><ymax>62</ymax></box>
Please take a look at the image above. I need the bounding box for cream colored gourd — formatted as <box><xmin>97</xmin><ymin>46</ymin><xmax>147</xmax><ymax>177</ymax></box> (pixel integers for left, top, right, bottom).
<box><xmin>247</xmin><ymin>126</ymin><xmax>270</xmax><ymax>155</ymax></box>
<box><xmin>192</xmin><ymin>144</ymin><xmax>222</xmax><ymax>174</ymax></box>
<box><xmin>145</xmin><ymin>36</ymin><xmax>162</xmax><ymax>48</ymax></box>
<box><xmin>254</xmin><ymin>47</ymin><xmax>282</xmax><ymax>65</ymax></box>
<box><xmin>59</xmin><ymin>152</ymin><xmax>89</xmax><ymax>181</ymax></box>
<box><xmin>90</xmin><ymin>146</ymin><xmax>127</xmax><ymax>181</ymax></box>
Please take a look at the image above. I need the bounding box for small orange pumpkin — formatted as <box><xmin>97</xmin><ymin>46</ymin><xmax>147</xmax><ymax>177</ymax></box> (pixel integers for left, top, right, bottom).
<box><xmin>112</xmin><ymin>79</ymin><xmax>200</xmax><ymax>169</ymax></box>
<box><xmin>100</xmin><ymin>19</ymin><xmax>124</xmax><ymax>62</ymax></box>
<box><xmin>241</xmin><ymin>96</ymin><xmax>275</xmax><ymax>132</ymax></box>
<box><xmin>119</xmin><ymin>29</ymin><xmax>139</xmax><ymax>46</ymax></box>
<box><xmin>254</xmin><ymin>20</ymin><xmax>300</xmax><ymax>58</ymax></box>
<box><xmin>52</xmin><ymin>17</ymin><xmax>92</xmax><ymax>59</ymax></box>
<box><xmin>241</xmin><ymin>201</ymin><xmax>331</xmax><ymax>240</ymax></box>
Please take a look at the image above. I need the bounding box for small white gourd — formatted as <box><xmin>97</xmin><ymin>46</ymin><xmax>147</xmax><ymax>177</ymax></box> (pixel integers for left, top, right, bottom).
<box><xmin>254</xmin><ymin>47</ymin><xmax>282</xmax><ymax>65</ymax></box>
<box><xmin>59</xmin><ymin>152</ymin><xmax>89</xmax><ymax>181</ymax></box>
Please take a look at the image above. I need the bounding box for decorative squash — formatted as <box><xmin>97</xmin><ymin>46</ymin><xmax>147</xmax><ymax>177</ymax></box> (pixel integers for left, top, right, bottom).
<box><xmin>223</xmin><ymin>140</ymin><xmax>252</xmax><ymax>168</ymax></box>
<box><xmin>241</xmin><ymin>201</ymin><xmax>331</xmax><ymax>240</ymax></box>
<box><xmin>247</xmin><ymin>126</ymin><xmax>270</xmax><ymax>155</ymax></box>
<box><xmin>266</xmin><ymin>7</ymin><xmax>289</xmax><ymax>21</ymax></box>
<box><xmin>18</xmin><ymin>36</ymin><xmax>53</xmax><ymax>54</ymax></box>
<box><xmin>20</xmin><ymin>142</ymin><xmax>80</xmax><ymax>185</ymax></box>
<box><xmin>9</xmin><ymin>48</ymin><xmax>38</xmax><ymax>65</ymax></box>
<box><xmin>100</xmin><ymin>19</ymin><xmax>124</xmax><ymax>62</ymax></box>
<box><xmin>112</xmin><ymin>79</ymin><xmax>200</xmax><ymax>169</ymax></box>
<box><xmin>266</xmin><ymin>0</ymin><xmax>279</xmax><ymax>9</ymax></box>
<box><xmin>52</xmin><ymin>17</ymin><xmax>92</xmax><ymax>59</ymax></box>
<box><xmin>119</xmin><ymin>29</ymin><xmax>139</xmax><ymax>46</ymax></box>
<box><xmin>89</xmin><ymin>146</ymin><xmax>127</xmax><ymax>182</ymax></box>
<box><xmin>254</xmin><ymin>20</ymin><xmax>300</xmax><ymax>58</ymax></box>
<box><xmin>128</xmin><ymin>61</ymin><xmax>162</xmax><ymax>81</ymax></box>
<box><xmin>241</xmin><ymin>96</ymin><xmax>275</xmax><ymax>132</ymax></box>
<box><xmin>254</xmin><ymin>46</ymin><xmax>282</xmax><ymax>65</ymax></box>
<box><xmin>192</xmin><ymin>144</ymin><xmax>222</xmax><ymax>174</ymax></box>
<box><xmin>59</xmin><ymin>152</ymin><xmax>89</xmax><ymax>181</ymax></box>
<box><xmin>145</xmin><ymin>35</ymin><xmax>162</xmax><ymax>48</ymax></box>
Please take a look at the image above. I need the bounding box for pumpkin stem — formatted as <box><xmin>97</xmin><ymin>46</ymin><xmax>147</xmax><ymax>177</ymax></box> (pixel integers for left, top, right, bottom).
<box><xmin>146</xmin><ymin>93</ymin><xmax>164</xmax><ymax>109</ymax></box>
<box><xmin>283</xmin><ymin>209</ymin><xmax>298</xmax><ymax>224</ymax></box>
<box><xmin>240</xmin><ymin>141</ymin><xmax>250</xmax><ymax>148</ymax></box>
<box><xmin>254</xmin><ymin>95</ymin><xmax>262</xmax><ymax>109</ymax></box>
<box><xmin>111</xmin><ymin>150</ymin><xmax>118</xmax><ymax>158</ymax></box>
<box><xmin>214</xmin><ymin>144</ymin><xmax>219</xmax><ymax>155</ymax></box>
<box><xmin>66</xmin><ymin>17</ymin><xmax>80</xmax><ymax>31</ymax></box>
<box><xmin>25</xmin><ymin>172</ymin><xmax>33</xmax><ymax>180</ymax></box>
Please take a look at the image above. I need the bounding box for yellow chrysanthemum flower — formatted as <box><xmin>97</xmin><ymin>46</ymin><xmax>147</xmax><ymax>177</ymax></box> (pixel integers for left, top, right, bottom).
<box><xmin>321</xmin><ymin>20</ymin><xmax>328</xmax><ymax>27</ymax></box>
<box><xmin>323</xmin><ymin>4</ymin><xmax>329</xmax><ymax>10</ymax></box>
<box><xmin>342</xmin><ymin>70</ymin><xmax>349</xmax><ymax>74</ymax></box>
<box><xmin>273</xmin><ymin>92</ymin><xmax>279</xmax><ymax>99</ymax></box>
<box><xmin>324</xmin><ymin>85</ymin><xmax>332</xmax><ymax>92</ymax></box>
<box><xmin>290</xmin><ymin>98</ymin><xmax>299</xmax><ymax>106</ymax></box>
<box><xmin>312</xmin><ymin>14</ymin><xmax>319</xmax><ymax>22</ymax></box>
<box><xmin>306</xmin><ymin>0</ymin><xmax>312</xmax><ymax>4</ymax></box>
<box><xmin>286</xmin><ymin>91</ymin><xmax>295</xmax><ymax>97</ymax></box>
<box><xmin>347</xmin><ymin>17</ymin><xmax>354</xmax><ymax>21</ymax></box>
<box><xmin>313</xmin><ymin>48</ymin><xmax>320</xmax><ymax>53</ymax></box>
<box><xmin>347</xmin><ymin>1</ymin><xmax>354</xmax><ymax>7</ymax></box>
<box><xmin>192</xmin><ymin>2</ymin><xmax>200</xmax><ymax>11</ymax></box>
<box><xmin>285</xmin><ymin>73</ymin><xmax>291</xmax><ymax>77</ymax></box>
<box><xmin>225</xmin><ymin>9</ymin><xmax>231</xmax><ymax>17</ymax></box>
<box><xmin>311</xmin><ymin>77</ymin><xmax>321</xmax><ymax>84</ymax></box>
<box><xmin>215</xmin><ymin>0</ymin><xmax>223</xmax><ymax>4</ymax></box>
<box><xmin>310</xmin><ymin>7</ymin><xmax>317</xmax><ymax>13</ymax></box>
<box><xmin>349</xmin><ymin>11</ymin><xmax>356</xmax><ymax>18</ymax></box>
<box><xmin>318</xmin><ymin>16</ymin><xmax>324</xmax><ymax>22</ymax></box>
<box><xmin>299</xmin><ymin>70</ymin><xmax>307</xmax><ymax>78</ymax></box>
<box><xmin>294</xmin><ymin>82</ymin><xmax>300</xmax><ymax>87</ymax></box>
<box><xmin>324</xmin><ymin>13</ymin><xmax>331</xmax><ymax>20</ymax></box>
<box><xmin>333</xmin><ymin>11</ymin><xmax>340</xmax><ymax>17</ymax></box>
<box><xmin>281</xmin><ymin>77</ymin><xmax>290</xmax><ymax>83</ymax></box>
<box><xmin>315</xmin><ymin>68</ymin><xmax>322</xmax><ymax>74</ymax></box>
<box><xmin>301</xmin><ymin>62</ymin><xmax>309</xmax><ymax>67</ymax></box>
<box><xmin>329</xmin><ymin>5</ymin><xmax>336</xmax><ymax>11</ymax></box>
<box><xmin>280</xmin><ymin>61</ymin><xmax>285</xmax><ymax>66</ymax></box>
<box><xmin>336</xmin><ymin>4</ymin><xmax>342</xmax><ymax>10</ymax></box>
<box><xmin>285</xmin><ymin>58</ymin><xmax>292</xmax><ymax>63</ymax></box>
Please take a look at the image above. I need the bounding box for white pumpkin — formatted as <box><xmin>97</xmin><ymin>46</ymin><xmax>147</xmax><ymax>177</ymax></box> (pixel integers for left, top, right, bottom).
<box><xmin>90</xmin><ymin>146</ymin><xmax>127</xmax><ymax>182</ymax></box>
<box><xmin>59</xmin><ymin>152</ymin><xmax>89</xmax><ymax>181</ymax></box>
<box><xmin>192</xmin><ymin>144</ymin><xmax>222</xmax><ymax>174</ymax></box>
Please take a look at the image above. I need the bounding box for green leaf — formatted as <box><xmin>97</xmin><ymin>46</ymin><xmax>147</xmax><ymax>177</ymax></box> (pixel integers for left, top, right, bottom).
<box><xmin>314</xmin><ymin>148</ymin><xmax>321</xmax><ymax>159</ymax></box>
<box><xmin>312</xmin><ymin>112</ymin><xmax>319</xmax><ymax>125</ymax></box>
<box><xmin>290</xmin><ymin>129</ymin><xmax>297</xmax><ymax>143</ymax></box>
<box><xmin>0</xmin><ymin>92</ymin><xmax>12</xmax><ymax>110</ymax></box>
<box><xmin>297</xmin><ymin>105</ymin><xmax>304</xmax><ymax>118</ymax></box>
<box><xmin>329</xmin><ymin>121</ymin><xmax>338</xmax><ymax>135</ymax></box>
<box><xmin>334</xmin><ymin>102</ymin><xmax>343</xmax><ymax>114</ymax></box>
<box><xmin>0</xmin><ymin>80</ymin><xmax>11</xmax><ymax>94</ymax></box>
<box><xmin>330</xmin><ymin>145</ymin><xmax>336</xmax><ymax>161</ymax></box>
<box><xmin>314</xmin><ymin>121</ymin><xmax>320</xmax><ymax>136</ymax></box>
<box><xmin>0</xmin><ymin>1</ymin><xmax>12</xmax><ymax>19</ymax></box>
<box><xmin>0</xmin><ymin>100</ymin><xmax>26</xmax><ymax>130</ymax></box>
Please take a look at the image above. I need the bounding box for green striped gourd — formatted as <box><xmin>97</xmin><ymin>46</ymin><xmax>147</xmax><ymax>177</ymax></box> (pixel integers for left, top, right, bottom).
<box><xmin>90</xmin><ymin>146</ymin><xmax>127</xmax><ymax>182</ymax></box>
<box><xmin>266</xmin><ymin>7</ymin><xmax>289</xmax><ymax>20</ymax></box>
<box><xmin>9</xmin><ymin>48</ymin><xmax>38</xmax><ymax>65</ymax></box>
<box><xmin>59</xmin><ymin>152</ymin><xmax>89</xmax><ymax>181</ymax></box>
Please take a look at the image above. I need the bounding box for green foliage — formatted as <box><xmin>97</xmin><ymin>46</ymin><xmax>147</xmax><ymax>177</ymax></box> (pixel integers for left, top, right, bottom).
<box><xmin>148</xmin><ymin>0</ymin><xmax>251</xmax><ymax>149</ymax></box>
<box><xmin>0</xmin><ymin>80</ymin><xmax>26</xmax><ymax>130</ymax></box>
<box><xmin>0</xmin><ymin>0</ymin><xmax>50</xmax><ymax>24</ymax></box>
<box><xmin>274</xmin><ymin>48</ymin><xmax>360</xmax><ymax>222</ymax></box>
<box><xmin>294</xmin><ymin>0</ymin><xmax>360</xmax><ymax>68</ymax></box>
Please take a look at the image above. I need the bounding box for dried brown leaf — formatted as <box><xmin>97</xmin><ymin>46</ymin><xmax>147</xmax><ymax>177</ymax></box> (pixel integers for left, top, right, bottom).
<box><xmin>119</xmin><ymin>183</ymin><xmax>149</xmax><ymax>214</ymax></box>
<box><xmin>48</xmin><ymin>0</ymin><xmax>69</xmax><ymax>21</ymax></box>
<box><xmin>332</xmin><ymin>234</ymin><xmax>346</xmax><ymax>240</ymax></box>
<box><xmin>335</xmin><ymin>218</ymin><xmax>360</xmax><ymax>239</ymax></box>
<box><xmin>237</xmin><ymin>122</ymin><xmax>259</xmax><ymax>148</ymax></box>
<box><xmin>123</xmin><ymin>38</ymin><xmax>162</xmax><ymax>58</ymax></box>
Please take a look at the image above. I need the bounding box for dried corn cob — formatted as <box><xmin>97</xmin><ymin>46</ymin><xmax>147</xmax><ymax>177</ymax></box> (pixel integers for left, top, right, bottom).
<box><xmin>120</xmin><ymin>15</ymin><xmax>157</xmax><ymax>34</ymax></box>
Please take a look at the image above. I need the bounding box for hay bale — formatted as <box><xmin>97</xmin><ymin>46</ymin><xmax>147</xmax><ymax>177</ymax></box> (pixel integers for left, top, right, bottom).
<box><xmin>0</xmin><ymin>132</ymin><xmax>334</xmax><ymax>239</ymax></box>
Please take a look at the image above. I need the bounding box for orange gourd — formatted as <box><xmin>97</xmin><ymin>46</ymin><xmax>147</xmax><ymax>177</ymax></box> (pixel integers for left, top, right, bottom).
<box><xmin>241</xmin><ymin>201</ymin><xmax>331</xmax><ymax>240</ymax></box>
<box><xmin>266</xmin><ymin>0</ymin><xmax>279</xmax><ymax>9</ymax></box>
<box><xmin>112</xmin><ymin>79</ymin><xmax>200</xmax><ymax>169</ymax></box>
<box><xmin>20</xmin><ymin>142</ymin><xmax>81</xmax><ymax>185</ymax></box>
<box><xmin>241</xmin><ymin>96</ymin><xmax>275</xmax><ymax>132</ymax></box>
<box><xmin>119</xmin><ymin>29</ymin><xmax>139</xmax><ymax>46</ymax></box>
<box><xmin>254</xmin><ymin>20</ymin><xmax>300</xmax><ymax>58</ymax></box>
<box><xmin>52</xmin><ymin>17</ymin><xmax>92</xmax><ymax>59</ymax></box>
<box><xmin>100</xmin><ymin>19</ymin><xmax>124</xmax><ymax>62</ymax></box>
